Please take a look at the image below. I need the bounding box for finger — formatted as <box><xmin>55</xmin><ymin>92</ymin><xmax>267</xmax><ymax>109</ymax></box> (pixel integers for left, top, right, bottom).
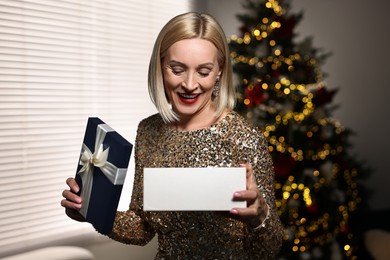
<box><xmin>240</xmin><ymin>163</ymin><xmax>258</xmax><ymax>191</ymax></box>
<box><xmin>230</xmin><ymin>197</ymin><xmax>266</xmax><ymax>221</ymax></box>
<box><xmin>230</xmin><ymin>206</ymin><xmax>257</xmax><ymax>217</ymax></box>
<box><xmin>233</xmin><ymin>190</ymin><xmax>258</xmax><ymax>202</ymax></box>
<box><xmin>66</xmin><ymin>177</ymin><xmax>80</xmax><ymax>193</ymax></box>
<box><xmin>60</xmin><ymin>198</ymin><xmax>82</xmax><ymax>210</ymax></box>
<box><xmin>245</xmin><ymin>163</ymin><xmax>253</xmax><ymax>179</ymax></box>
<box><xmin>62</xmin><ymin>189</ymin><xmax>82</xmax><ymax>204</ymax></box>
<box><xmin>239</xmin><ymin>163</ymin><xmax>252</xmax><ymax>179</ymax></box>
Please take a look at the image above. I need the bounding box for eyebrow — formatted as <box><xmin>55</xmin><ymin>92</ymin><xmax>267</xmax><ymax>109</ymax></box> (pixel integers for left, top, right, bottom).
<box><xmin>167</xmin><ymin>60</ymin><xmax>215</xmax><ymax>69</ymax></box>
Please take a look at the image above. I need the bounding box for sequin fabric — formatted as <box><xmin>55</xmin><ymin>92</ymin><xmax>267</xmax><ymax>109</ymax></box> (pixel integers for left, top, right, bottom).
<box><xmin>109</xmin><ymin>111</ymin><xmax>283</xmax><ymax>259</ymax></box>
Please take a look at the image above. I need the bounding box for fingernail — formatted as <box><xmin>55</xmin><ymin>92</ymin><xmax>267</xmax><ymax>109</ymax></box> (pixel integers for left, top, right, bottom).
<box><xmin>230</xmin><ymin>209</ymin><xmax>238</xmax><ymax>214</ymax></box>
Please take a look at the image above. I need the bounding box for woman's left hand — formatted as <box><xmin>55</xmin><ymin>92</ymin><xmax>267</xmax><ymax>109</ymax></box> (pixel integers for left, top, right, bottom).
<box><xmin>230</xmin><ymin>163</ymin><xmax>269</xmax><ymax>228</ymax></box>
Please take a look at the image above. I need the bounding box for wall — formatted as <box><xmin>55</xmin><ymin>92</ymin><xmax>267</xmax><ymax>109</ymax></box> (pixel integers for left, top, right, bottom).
<box><xmin>196</xmin><ymin>0</ymin><xmax>390</xmax><ymax>211</ymax></box>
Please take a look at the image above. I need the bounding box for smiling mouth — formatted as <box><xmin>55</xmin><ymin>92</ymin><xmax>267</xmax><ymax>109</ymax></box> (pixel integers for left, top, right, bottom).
<box><xmin>178</xmin><ymin>93</ymin><xmax>200</xmax><ymax>104</ymax></box>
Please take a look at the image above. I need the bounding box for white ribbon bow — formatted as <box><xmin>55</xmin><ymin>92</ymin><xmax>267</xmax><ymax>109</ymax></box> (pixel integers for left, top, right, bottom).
<box><xmin>77</xmin><ymin>124</ymin><xmax>127</xmax><ymax>218</ymax></box>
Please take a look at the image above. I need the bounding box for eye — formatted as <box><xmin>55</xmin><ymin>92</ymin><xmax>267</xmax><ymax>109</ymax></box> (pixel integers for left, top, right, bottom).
<box><xmin>198</xmin><ymin>70</ymin><xmax>211</xmax><ymax>77</ymax></box>
<box><xmin>172</xmin><ymin>69</ymin><xmax>183</xmax><ymax>75</ymax></box>
<box><xmin>169</xmin><ymin>66</ymin><xmax>184</xmax><ymax>75</ymax></box>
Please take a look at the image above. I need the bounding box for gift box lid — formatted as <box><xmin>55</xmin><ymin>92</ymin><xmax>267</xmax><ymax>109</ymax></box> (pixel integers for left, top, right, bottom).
<box><xmin>75</xmin><ymin>117</ymin><xmax>133</xmax><ymax>235</ymax></box>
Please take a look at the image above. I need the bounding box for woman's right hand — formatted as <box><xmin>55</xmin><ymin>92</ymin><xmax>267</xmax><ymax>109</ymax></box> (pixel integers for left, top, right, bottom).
<box><xmin>61</xmin><ymin>177</ymin><xmax>86</xmax><ymax>222</ymax></box>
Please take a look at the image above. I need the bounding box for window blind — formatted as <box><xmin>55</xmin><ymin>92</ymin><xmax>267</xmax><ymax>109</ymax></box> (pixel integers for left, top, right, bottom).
<box><xmin>0</xmin><ymin>0</ymin><xmax>193</xmax><ymax>257</ymax></box>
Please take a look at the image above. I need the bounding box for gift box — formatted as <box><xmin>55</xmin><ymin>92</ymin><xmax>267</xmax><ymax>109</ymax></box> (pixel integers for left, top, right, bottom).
<box><xmin>75</xmin><ymin>117</ymin><xmax>133</xmax><ymax>235</ymax></box>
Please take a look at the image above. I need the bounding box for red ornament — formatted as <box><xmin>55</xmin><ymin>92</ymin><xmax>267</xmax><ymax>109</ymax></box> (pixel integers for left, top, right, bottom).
<box><xmin>313</xmin><ymin>86</ymin><xmax>338</xmax><ymax>107</ymax></box>
<box><xmin>273</xmin><ymin>153</ymin><xmax>297</xmax><ymax>178</ymax></box>
<box><xmin>307</xmin><ymin>202</ymin><xmax>319</xmax><ymax>215</ymax></box>
<box><xmin>271</xmin><ymin>70</ymin><xmax>280</xmax><ymax>78</ymax></box>
<box><xmin>340</xmin><ymin>225</ymin><xmax>350</xmax><ymax>235</ymax></box>
<box><xmin>274</xmin><ymin>15</ymin><xmax>298</xmax><ymax>38</ymax></box>
<box><xmin>244</xmin><ymin>82</ymin><xmax>267</xmax><ymax>108</ymax></box>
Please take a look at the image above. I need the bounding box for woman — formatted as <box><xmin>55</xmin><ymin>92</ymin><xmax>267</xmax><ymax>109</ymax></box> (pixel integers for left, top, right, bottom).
<box><xmin>62</xmin><ymin>12</ymin><xmax>283</xmax><ymax>259</ymax></box>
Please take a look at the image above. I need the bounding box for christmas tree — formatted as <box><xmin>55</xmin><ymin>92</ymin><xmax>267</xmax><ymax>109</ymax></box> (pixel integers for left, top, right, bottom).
<box><xmin>228</xmin><ymin>0</ymin><xmax>369</xmax><ymax>259</ymax></box>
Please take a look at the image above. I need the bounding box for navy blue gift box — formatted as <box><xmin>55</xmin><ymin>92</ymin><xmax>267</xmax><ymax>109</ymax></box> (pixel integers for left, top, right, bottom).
<box><xmin>75</xmin><ymin>117</ymin><xmax>133</xmax><ymax>235</ymax></box>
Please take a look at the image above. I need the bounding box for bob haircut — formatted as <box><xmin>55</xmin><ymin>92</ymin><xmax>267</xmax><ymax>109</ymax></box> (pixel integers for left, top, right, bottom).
<box><xmin>148</xmin><ymin>12</ymin><xmax>235</xmax><ymax>123</ymax></box>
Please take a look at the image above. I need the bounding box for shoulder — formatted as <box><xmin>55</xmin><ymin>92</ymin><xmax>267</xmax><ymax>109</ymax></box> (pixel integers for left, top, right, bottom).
<box><xmin>137</xmin><ymin>113</ymin><xmax>164</xmax><ymax>129</ymax></box>
<box><xmin>135</xmin><ymin>113</ymin><xmax>165</xmax><ymax>139</ymax></box>
<box><xmin>223</xmin><ymin>111</ymin><xmax>268</xmax><ymax>147</ymax></box>
<box><xmin>226</xmin><ymin>111</ymin><xmax>263</xmax><ymax>135</ymax></box>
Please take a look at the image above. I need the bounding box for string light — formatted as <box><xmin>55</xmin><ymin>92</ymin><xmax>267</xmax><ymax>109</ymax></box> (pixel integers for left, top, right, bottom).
<box><xmin>229</xmin><ymin>0</ymin><xmax>362</xmax><ymax>257</ymax></box>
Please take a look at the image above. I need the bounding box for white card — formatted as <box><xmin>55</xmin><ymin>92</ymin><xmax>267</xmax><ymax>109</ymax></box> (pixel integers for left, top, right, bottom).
<box><xmin>143</xmin><ymin>167</ymin><xmax>246</xmax><ymax>211</ymax></box>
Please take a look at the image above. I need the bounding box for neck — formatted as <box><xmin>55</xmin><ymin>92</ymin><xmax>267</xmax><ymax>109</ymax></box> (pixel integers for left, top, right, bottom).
<box><xmin>174</xmin><ymin>109</ymin><xmax>228</xmax><ymax>131</ymax></box>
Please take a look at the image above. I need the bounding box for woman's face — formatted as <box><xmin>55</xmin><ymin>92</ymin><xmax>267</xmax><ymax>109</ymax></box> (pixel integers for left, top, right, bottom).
<box><xmin>162</xmin><ymin>38</ymin><xmax>221</xmax><ymax>122</ymax></box>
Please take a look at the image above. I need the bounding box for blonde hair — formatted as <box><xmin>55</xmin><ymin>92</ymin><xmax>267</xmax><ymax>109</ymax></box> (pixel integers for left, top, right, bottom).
<box><xmin>148</xmin><ymin>12</ymin><xmax>235</xmax><ymax>123</ymax></box>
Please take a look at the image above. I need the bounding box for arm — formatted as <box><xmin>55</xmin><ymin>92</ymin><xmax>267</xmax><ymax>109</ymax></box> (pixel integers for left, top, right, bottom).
<box><xmin>230</xmin><ymin>129</ymin><xmax>284</xmax><ymax>258</ymax></box>
<box><xmin>246</xmin><ymin>139</ymin><xmax>283</xmax><ymax>257</ymax></box>
<box><xmin>109</xmin><ymin>210</ymin><xmax>154</xmax><ymax>246</ymax></box>
<box><xmin>108</xmin><ymin>121</ymin><xmax>156</xmax><ymax>245</ymax></box>
<box><xmin>61</xmin><ymin>120</ymin><xmax>156</xmax><ymax>245</ymax></box>
<box><xmin>108</xmin><ymin>182</ymin><xmax>155</xmax><ymax>246</ymax></box>
<box><xmin>62</xmin><ymin>173</ymin><xmax>154</xmax><ymax>246</ymax></box>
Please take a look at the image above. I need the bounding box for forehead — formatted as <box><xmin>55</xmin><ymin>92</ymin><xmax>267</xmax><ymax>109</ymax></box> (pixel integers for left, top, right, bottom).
<box><xmin>165</xmin><ymin>38</ymin><xmax>218</xmax><ymax>62</ymax></box>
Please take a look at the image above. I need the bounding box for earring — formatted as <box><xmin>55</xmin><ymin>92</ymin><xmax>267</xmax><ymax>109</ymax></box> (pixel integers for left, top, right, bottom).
<box><xmin>212</xmin><ymin>78</ymin><xmax>220</xmax><ymax>97</ymax></box>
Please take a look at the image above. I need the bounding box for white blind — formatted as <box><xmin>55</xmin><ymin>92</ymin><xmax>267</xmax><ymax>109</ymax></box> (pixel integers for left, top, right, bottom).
<box><xmin>0</xmin><ymin>0</ymin><xmax>193</xmax><ymax>257</ymax></box>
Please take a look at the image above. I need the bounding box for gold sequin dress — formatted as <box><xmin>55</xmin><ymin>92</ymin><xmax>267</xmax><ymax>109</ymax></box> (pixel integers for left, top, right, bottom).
<box><xmin>109</xmin><ymin>111</ymin><xmax>283</xmax><ymax>259</ymax></box>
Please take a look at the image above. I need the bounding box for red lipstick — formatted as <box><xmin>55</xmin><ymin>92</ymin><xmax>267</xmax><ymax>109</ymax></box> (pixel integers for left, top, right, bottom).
<box><xmin>178</xmin><ymin>93</ymin><xmax>200</xmax><ymax>104</ymax></box>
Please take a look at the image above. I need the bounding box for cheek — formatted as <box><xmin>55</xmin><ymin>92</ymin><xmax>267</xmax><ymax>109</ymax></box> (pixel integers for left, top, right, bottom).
<box><xmin>199</xmin><ymin>78</ymin><xmax>217</xmax><ymax>91</ymax></box>
<box><xmin>163</xmin><ymin>77</ymin><xmax>178</xmax><ymax>102</ymax></box>
<box><xmin>163</xmin><ymin>82</ymin><xmax>173</xmax><ymax>101</ymax></box>
<box><xmin>163</xmin><ymin>74</ymin><xmax>181</xmax><ymax>90</ymax></box>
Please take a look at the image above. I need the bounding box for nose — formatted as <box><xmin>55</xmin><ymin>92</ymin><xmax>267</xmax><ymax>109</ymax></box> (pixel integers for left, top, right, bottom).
<box><xmin>182</xmin><ymin>73</ymin><xmax>198</xmax><ymax>91</ymax></box>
